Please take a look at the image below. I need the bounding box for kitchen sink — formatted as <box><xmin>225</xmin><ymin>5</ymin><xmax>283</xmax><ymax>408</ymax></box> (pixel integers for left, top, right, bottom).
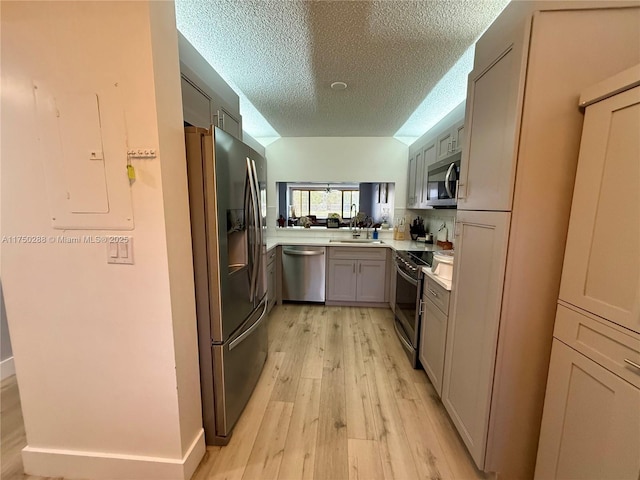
<box><xmin>329</xmin><ymin>239</ymin><xmax>384</xmax><ymax>244</ymax></box>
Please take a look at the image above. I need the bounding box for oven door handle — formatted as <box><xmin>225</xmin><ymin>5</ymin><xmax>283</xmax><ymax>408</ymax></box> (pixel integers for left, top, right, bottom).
<box><xmin>395</xmin><ymin>263</ymin><xmax>419</xmax><ymax>286</ymax></box>
<box><xmin>394</xmin><ymin>320</ymin><xmax>414</xmax><ymax>352</ymax></box>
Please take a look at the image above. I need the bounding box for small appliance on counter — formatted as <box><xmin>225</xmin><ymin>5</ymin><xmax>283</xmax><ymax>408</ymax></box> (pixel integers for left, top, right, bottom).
<box><xmin>432</xmin><ymin>251</ymin><xmax>454</xmax><ymax>281</ymax></box>
<box><xmin>410</xmin><ymin>216</ymin><xmax>426</xmax><ymax>241</ymax></box>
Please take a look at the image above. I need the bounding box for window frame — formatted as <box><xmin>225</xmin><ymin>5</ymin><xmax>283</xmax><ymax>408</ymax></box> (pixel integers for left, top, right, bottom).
<box><xmin>288</xmin><ymin>185</ymin><xmax>359</xmax><ymax>220</ymax></box>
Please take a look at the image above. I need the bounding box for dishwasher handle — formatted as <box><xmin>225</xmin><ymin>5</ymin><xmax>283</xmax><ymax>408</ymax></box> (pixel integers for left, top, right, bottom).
<box><xmin>282</xmin><ymin>248</ymin><xmax>325</xmax><ymax>256</ymax></box>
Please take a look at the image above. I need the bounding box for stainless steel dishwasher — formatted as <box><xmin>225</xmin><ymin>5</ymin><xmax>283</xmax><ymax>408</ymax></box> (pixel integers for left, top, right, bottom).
<box><xmin>281</xmin><ymin>245</ymin><xmax>326</xmax><ymax>302</ymax></box>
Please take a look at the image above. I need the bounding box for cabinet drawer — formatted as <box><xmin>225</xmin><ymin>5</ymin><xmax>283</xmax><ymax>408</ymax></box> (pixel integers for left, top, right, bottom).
<box><xmin>266</xmin><ymin>247</ymin><xmax>276</xmax><ymax>265</ymax></box>
<box><xmin>423</xmin><ymin>277</ymin><xmax>450</xmax><ymax>315</ymax></box>
<box><xmin>554</xmin><ymin>302</ymin><xmax>640</xmax><ymax>388</ymax></box>
<box><xmin>328</xmin><ymin>246</ymin><xmax>387</xmax><ymax>260</ymax></box>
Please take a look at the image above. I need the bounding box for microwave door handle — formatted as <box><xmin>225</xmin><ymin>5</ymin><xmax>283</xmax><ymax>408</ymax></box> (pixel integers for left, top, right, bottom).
<box><xmin>444</xmin><ymin>162</ymin><xmax>456</xmax><ymax>199</ymax></box>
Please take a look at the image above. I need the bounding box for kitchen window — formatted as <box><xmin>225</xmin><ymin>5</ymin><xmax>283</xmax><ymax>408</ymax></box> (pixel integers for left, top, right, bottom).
<box><xmin>290</xmin><ymin>187</ymin><xmax>359</xmax><ymax>220</ymax></box>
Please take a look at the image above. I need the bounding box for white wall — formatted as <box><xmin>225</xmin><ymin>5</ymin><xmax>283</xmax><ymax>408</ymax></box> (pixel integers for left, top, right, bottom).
<box><xmin>1</xmin><ymin>2</ymin><xmax>203</xmax><ymax>479</ymax></box>
<box><xmin>265</xmin><ymin>137</ymin><xmax>408</xmax><ymax>229</ymax></box>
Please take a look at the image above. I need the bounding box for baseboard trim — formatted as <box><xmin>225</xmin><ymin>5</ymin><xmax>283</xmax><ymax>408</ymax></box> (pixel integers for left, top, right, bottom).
<box><xmin>0</xmin><ymin>356</ymin><xmax>15</xmax><ymax>380</ymax></box>
<box><xmin>22</xmin><ymin>428</ymin><xmax>205</xmax><ymax>480</ymax></box>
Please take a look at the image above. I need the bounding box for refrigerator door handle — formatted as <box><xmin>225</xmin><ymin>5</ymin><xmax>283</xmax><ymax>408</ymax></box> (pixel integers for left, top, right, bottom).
<box><xmin>229</xmin><ymin>300</ymin><xmax>268</xmax><ymax>351</ymax></box>
<box><xmin>250</xmin><ymin>159</ymin><xmax>264</xmax><ymax>252</ymax></box>
<box><xmin>246</xmin><ymin>157</ymin><xmax>260</xmax><ymax>300</ymax></box>
<box><xmin>244</xmin><ymin>166</ymin><xmax>255</xmax><ymax>301</ymax></box>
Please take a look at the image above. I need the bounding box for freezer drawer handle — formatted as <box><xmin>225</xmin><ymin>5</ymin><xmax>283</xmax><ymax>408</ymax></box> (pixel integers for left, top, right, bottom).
<box><xmin>229</xmin><ymin>300</ymin><xmax>268</xmax><ymax>351</ymax></box>
<box><xmin>282</xmin><ymin>249</ymin><xmax>325</xmax><ymax>256</ymax></box>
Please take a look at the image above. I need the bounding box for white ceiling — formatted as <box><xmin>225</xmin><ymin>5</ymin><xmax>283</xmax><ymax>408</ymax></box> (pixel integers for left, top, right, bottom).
<box><xmin>175</xmin><ymin>0</ymin><xmax>510</xmax><ymax>141</ymax></box>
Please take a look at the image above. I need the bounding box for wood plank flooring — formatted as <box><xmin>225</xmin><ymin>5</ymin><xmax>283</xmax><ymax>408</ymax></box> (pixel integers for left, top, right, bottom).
<box><xmin>194</xmin><ymin>304</ymin><xmax>487</xmax><ymax>480</ymax></box>
<box><xmin>1</xmin><ymin>305</ymin><xmax>487</xmax><ymax>480</ymax></box>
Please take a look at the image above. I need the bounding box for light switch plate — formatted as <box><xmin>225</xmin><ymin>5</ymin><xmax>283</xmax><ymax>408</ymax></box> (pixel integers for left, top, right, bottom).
<box><xmin>107</xmin><ymin>237</ymin><xmax>133</xmax><ymax>264</ymax></box>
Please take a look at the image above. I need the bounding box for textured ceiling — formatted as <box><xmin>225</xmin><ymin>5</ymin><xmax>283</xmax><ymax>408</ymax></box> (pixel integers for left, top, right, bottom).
<box><xmin>175</xmin><ymin>1</ymin><xmax>509</xmax><ymax>138</ymax></box>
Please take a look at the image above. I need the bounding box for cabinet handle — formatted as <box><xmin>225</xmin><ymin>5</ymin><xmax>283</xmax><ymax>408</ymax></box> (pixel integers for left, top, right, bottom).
<box><xmin>428</xmin><ymin>288</ymin><xmax>439</xmax><ymax>298</ymax></box>
<box><xmin>353</xmin><ymin>263</ymin><xmax>356</xmax><ymax>274</ymax></box>
<box><xmin>419</xmin><ymin>299</ymin><xmax>426</xmax><ymax>316</ymax></box>
<box><xmin>624</xmin><ymin>359</ymin><xmax>640</xmax><ymax>372</ymax></box>
<box><xmin>447</xmin><ymin>141</ymin><xmax>452</xmax><ymax>152</ymax></box>
<box><xmin>457</xmin><ymin>182</ymin><xmax>466</xmax><ymax>200</ymax></box>
<box><xmin>451</xmin><ymin>139</ymin><xmax>457</xmax><ymax>150</ymax></box>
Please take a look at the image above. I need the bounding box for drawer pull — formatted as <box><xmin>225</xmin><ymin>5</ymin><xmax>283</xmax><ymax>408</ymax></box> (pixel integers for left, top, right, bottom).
<box><xmin>428</xmin><ymin>288</ymin><xmax>439</xmax><ymax>298</ymax></box>
<box><xmin>624</xmin><ymin>359</ymin><xmax>640</xmax><ymax>372</ymax></box>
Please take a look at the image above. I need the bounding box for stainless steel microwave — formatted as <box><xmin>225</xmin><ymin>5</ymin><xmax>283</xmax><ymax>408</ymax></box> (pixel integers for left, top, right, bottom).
<box><xmin>426</xmin><ymin>152</ymin><xmax>461</xmax><ymax>208</ymax></box>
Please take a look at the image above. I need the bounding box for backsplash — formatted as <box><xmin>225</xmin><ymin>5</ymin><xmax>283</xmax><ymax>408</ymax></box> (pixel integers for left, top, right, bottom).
<box><xmin>407</xmin><ymin>209</ymin><xmax>457</xmax><ymax>246</ymax></box>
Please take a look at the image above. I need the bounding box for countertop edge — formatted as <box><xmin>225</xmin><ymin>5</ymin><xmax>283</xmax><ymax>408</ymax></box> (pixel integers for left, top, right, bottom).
<box><xmin>422</xmin><ymin>266</ymin><xmax>453</xmax><ymax>291</ymax></box>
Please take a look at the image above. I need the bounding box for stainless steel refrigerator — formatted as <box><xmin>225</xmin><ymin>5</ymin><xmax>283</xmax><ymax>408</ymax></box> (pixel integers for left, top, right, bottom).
<box><xmin>185</xmin><ymin>126</ymin><xmax>268</xmax><ymax>445</ymax></box>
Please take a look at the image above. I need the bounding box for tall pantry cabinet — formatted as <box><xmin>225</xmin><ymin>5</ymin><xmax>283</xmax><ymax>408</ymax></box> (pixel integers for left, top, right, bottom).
<box><xmin>535</xmin><ymin>66</ymin><xmax>640</xmax><ymax>480</ymax></box>
<box><xmin>441</xmin><ymin>2</ymin><xmax>640</xmax><ymax>479</ymax></box>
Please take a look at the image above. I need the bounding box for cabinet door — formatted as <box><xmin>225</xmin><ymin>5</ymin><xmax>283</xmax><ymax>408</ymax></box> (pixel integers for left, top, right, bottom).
<box><xmin>419</xmin><ymin>142</ymin><xmax>437</xmax><ymax>207</ymax></box>
<box><xmin>414</xmin><ymin>151</ymin><xmax>424</xmax><ymax>208</ymax></box>
<box><xmin>267</xmin><ymin>261</ymin><xmax>276</xmax><ymax>312</ymax></box>
<box><xmin>419</xmin><ymin>297</ymin><xmax>448</xmax><ymax>396</ymax></box>
<box><xmin>356</xmin><ymin>260</ymin><xmax>386</xmax><ymax>303</ymax></box>
<box><xmin>214</xmin><ymin>107</ymin><xmax>242</xmax><ymax>140</ymax></box>
<box><xmin>441</xmin><ymin>210</ymin><xmax>511</xmax><ymax>469</ymax></box>
<box><xmin>457</xmin><ymin>42</ymin><xmax>525</xmax><ymax>211</ymax></box>
<box><xmin>559</xmin><ymin>86</ymin><xmax>640</xmax><ymax>333</ymax></box>
<box><xmin>452</xmin><ymin>120</ymin><xmax>465</xmax><ymax>153</ymax></box>
<box><xmin>407</xmin><ymin>154</ymin><xmax>417</xmax><ymax>207</ymax></box>
<box><xmin>535</xmin><ymin>339</ymin><xmax>640</xmax><ymax>480</ymax></box>
<box><xmin>437</xmin><ymin>129</ymin><xmax>453</xmax><ymax>161</ymax></box>
<box><xmin>181</xmin><ymin>76</ymin><xmax>211</xmax><ymax>128</ymax></box>
<box><xmin>327</xmin><ymin>259</ymin><xmax>357</xmax><ymax>302</ymax></box>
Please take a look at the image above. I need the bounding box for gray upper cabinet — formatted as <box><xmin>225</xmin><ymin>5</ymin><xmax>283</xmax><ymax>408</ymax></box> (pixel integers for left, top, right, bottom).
<box><xmin>437</xmin><ymin>129</ymin><xmax>454</xmax><ymax>161</ymax></box>
<box><xmin>406</xmin><ymin>102</ymin><xmax>465</xmax><ymax>209</ymax></box>
<box><xmin>181</xmin><ymin>76</ymin><xmax>212</xmax><ymax>129</ymax></box>
<box><xmin>456</xmin><ymin>44</ymin><xmax>524</xmax><ymax>212</ymax></box>
<box><xmin>407</xmin><ymin>150</ymin><xmax>425</xmax><ymax>209</ymax></box>
<box><xmin>419</xmin><ymin>141</ymin><xmax>437</xmax><ymax>208</ymax></box>
<box><xmin>214</xmin><ymin>107</ymin><xmax>242</xmax><ymax>140</ymax></box>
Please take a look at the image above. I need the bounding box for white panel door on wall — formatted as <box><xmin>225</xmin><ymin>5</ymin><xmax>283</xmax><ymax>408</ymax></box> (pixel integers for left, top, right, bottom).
<box><xmin>559</xmin><ymin>85</ymin><xmax>640</xmax><ymax>334</ymax></box>
<box><xmin>458</xmin><ymin>40</ymin><xmax>526</xmax><ymax>212</ymax></box>
<box><xmin>441</xmin><ymin>209</ymin><xmax>511</xmax><ymax>469</ymax></box>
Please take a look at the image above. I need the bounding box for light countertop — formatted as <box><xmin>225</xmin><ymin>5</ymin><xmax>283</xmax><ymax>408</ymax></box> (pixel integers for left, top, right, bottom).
<box><xmin>422</xmin><ymin>267</ymin><xmax>453</xmax><ymax>291</ymax></box>
<box><xmin>266</xmin><ymin>235</ymin><xmax>443</xmax><ymax>252</ymax></box>
<box><xmin>265</xmin><ymin>228</ymin><xmax>454</xmax><ymax>289</ymax></box>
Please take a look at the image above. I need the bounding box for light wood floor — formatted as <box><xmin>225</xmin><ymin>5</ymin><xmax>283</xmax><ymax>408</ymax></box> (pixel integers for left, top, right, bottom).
<box><xmin>1</xmin><ymin>305</ymin><xmax>486</xmax><ymax>480</ymax></box>
<box><xmin>193</xmin><ymin>304</ymin><xmax>486</xmax><ymax>480</ymax></box>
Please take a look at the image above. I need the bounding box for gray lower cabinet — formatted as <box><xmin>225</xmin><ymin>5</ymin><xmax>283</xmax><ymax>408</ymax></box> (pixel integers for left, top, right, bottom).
<box><xmin>535</xmin><ymin>338</ymin><xmax>640</xmax><ymax>480</ymax></box>
<box><xmin>419</xmin><ymin>277</ymin><xmax>450</xmax><ymax>396</ymax></box>
<box><xmin>266</xmin><ymin>248</ymin><xmax>276</xmax><ymax>313</ymax></box>
<box><xmin>326</xmin><ymin>247</ymin><xmax>387</xmax><ymax>304</ymax></box>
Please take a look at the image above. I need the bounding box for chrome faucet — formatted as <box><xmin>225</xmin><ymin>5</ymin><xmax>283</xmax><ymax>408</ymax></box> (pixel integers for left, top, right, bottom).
<box><xmin>350</xmin><ymin>204</ymin><xmax>360</xmax><ymax>238</ymax></box>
